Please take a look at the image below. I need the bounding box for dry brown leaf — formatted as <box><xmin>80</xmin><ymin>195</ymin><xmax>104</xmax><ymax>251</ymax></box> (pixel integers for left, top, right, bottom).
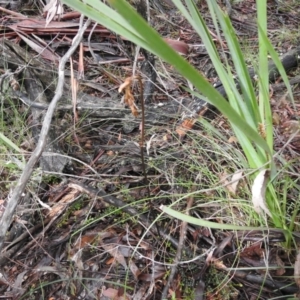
<box><xmin>46</xmin><ymin>188</ymin><xmax>80</xmax><ymax>218</ymax></box>
<box><xmin>73</xmin><ymin>231</ymin><xmax>113</xmax><ymax>251</ymax></box>
<box><xmin>102</xmin><ymin>287</ymin><xmax>130</xmax><ymax>300</ymax></box>
<box><xmin>129</xmin><ymin>259</ymin><xmax>141</xmax><ymax>280</ymax></box>
<box><xmin>119</xmin><ymin>76</ymin><xmax>139</xmax><ymax>117</ymax></box>
<box><xmin>176</xmin><ymin>118</ymin><xmax>196</xmax><ymax>137</ymax></box>
<box><xmin>251</xmin><ymin>169</ymin><xmax>271</xmax><ymax>217</ymax></box>
<box><xmin>106</xmin><ymin>257</ymin><xmax>115</xmax><ymax>265</ymax></box>
<box><xmin>102</xmin><ymin>287</ymin><xmax>118</xmax><ymax>299</ymax></box>
<box><xmin>7</xmin><ymin>18</ymin><xmax>107</xmax><ymax>37</ymax></box>
<box><xmin>17</xmin><ymin>33</ymin><xmax>60</xmax><ymax>62</ymax></box>
<box><xmin>240</xmin><ymin>242</ymin><xmax>264</xmax><ymax>259</ymax></box>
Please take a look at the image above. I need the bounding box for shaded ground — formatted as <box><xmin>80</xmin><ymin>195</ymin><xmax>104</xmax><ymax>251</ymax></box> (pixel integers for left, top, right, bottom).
<box><xmin>1</xmin><ymin>0</ymin><xmax>300</xmax><ymax>299</ymax></box>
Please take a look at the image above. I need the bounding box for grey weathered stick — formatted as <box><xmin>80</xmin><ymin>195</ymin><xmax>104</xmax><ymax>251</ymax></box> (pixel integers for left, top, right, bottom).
<box><xmin>0</xmin><ymin>17</ymin><xmax>91</xmax><ymax>251</ymax></box>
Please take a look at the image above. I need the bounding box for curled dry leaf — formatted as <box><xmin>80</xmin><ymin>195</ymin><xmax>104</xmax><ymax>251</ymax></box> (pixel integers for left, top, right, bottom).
<box><xmin>227</xmin><ymin>170</ymin><xmax>243</xmax><ymax>195</ymax></box>
<box><xmin>118</xmin><ymin>76</ymin><xmax>139</xmax><ymax>117</ymax></box>
<box><xmin>251</xmin><ymin>169</ymin><xmax>271</xmax><ymax>217</ymax></box>
<box><xmin>220</xmin><ymin>170</ymin><xmax>243</xmax><ymax>195</ymax></box>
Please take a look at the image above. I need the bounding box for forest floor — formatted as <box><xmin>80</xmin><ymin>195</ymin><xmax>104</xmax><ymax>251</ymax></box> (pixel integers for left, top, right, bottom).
<box><xmin>1</xmin><ymin>0</ymin><xmax>300</xmax><ymax>299</ymax></box>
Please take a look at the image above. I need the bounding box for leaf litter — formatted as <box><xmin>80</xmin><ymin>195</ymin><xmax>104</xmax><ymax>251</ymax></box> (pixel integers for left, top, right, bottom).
<box><xmin>0</xmin><ymin>0</ymin><xmax>300</xmax><ymax>299</ymax></box>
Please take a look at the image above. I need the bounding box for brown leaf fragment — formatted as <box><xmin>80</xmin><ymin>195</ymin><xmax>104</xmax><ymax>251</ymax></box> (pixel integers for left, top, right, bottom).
<box><xmin>240</xmin><ymin>242</ymin><xmax>263</xmax><ymax>259</ymax></box>
<box><xmin>106</xmin><ymin>257</ymin><xmax>115</xmax><ymax>265</ymax></box>
<box><xmin>176</xmin><ymin>118</ymin><xmax>196</xmax><ymax>138</ymax></box>
<box><xmin>164</xmin><ymin>38</ymin><xmax>189</xmax><ymax>55</ymax></box>
<box><xmin>102</xmin><ymin>287</ymin><xmax>118</xmax><ymax>299</ymax></box>
<box><xmin>102</xmin><ymin>287</ymin><xmax>130</xmax><ymax>300</ymax></box>
<box><xmin>107</xmin><ymin>150</ymin><xmax>115</xmax><ymax>156</ymax></box>
<box><xmin>200</xmin><ymin>227</ymin><xmax>211</xmax><ymax>238</ymax></box>
<box><xmin>75</xmin><ymin>234</ymin><xmax>97</xmax><ymax>249</ymax></box>
<box><xmin>102</xmin><ymin>244</ymin><xmax>128</xmax><ymax>270</ymax></box>
<box><xmin>129</xmin><ymin>259</ymin><xmax>141</xmax><ymax>280</ymax></box>
<box><xmin>138</xmin><ymin>269</ymin><xmax>166</xmax><ymax>281</ymax></box>
<box><xmin>46</xmin><ymin>188</ymin><xmax>80</xmax><ymax>219</ymax></box>
<box><xmin>275</xmin><ymin>254</ymin><xmax>285</xmax><ymax>276</ymax></box>
<box><xmin>294</xmin><ymin>248</ymin><xmax>300</xmax><ymax>287</ymax></box>
<box><xmin>117</xmin><ymin>287</ymin><xmax>125</xmax><ymax>298</ymax></box>
<box><xmin>17</xmin><ymin>33</ymin><xmax>60</xmax><ymax>62</ymax></box>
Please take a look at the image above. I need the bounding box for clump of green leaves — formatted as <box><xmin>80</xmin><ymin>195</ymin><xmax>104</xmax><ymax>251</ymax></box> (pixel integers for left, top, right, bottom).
<box><xmin>61</xmin><ymin>0</ymin><xmax>294</xmax><ymax>237</ymax></box>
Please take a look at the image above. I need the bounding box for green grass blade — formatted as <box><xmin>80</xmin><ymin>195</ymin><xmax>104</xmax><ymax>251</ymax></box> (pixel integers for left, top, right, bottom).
<box><xmin>213</xmin><ymin>5</ymin><xmax>259</xmax><ymax>125</ymax></box>
<box><xmin>0</xmin><ymin>132</ymin><xmax>22</xmax><ymax>153</ymax></box>
<box><xmin>257</xmin><ymin>25</ymin><xmax>295</xmax><ymax>107</ymax></box>
<box><xmin>160</xmin><ymin>205</ymin><xmax>285</xmax><ymax>231</ymax></box>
